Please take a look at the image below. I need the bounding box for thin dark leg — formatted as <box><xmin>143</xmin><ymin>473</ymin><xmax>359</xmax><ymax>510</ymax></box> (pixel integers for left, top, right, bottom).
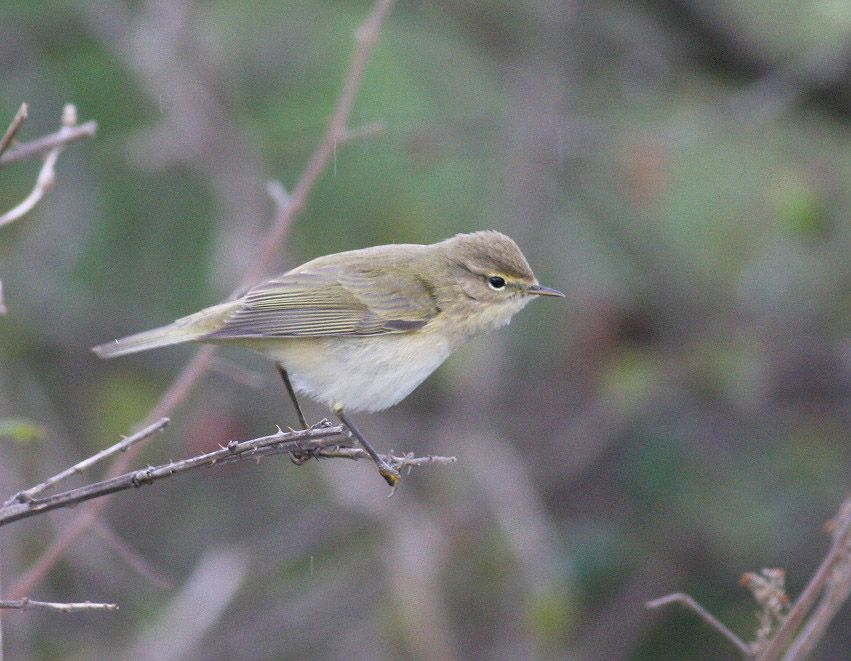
<box><xmin>276</xmin><ymin>363</ymin><xmax>313</xmax><ymax>466</ymax></box>
<box><xmin>335</xmin><ymin>408</ymin><xmax>400</xmax><ymax>487</ymax></box>
<box><xmin>276</xmin><ymin>363</ymin><xmax>307</xmax><ymax>429</ymax></box>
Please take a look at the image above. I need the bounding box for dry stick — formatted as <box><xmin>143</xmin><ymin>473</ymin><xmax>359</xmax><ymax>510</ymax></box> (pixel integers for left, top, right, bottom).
<box><xmin>0</xmin><ymin>121</ymin><xmax>96</xmax><ymax>168</ymax></box>
<box><xmin>0</xmin><ymin>599</ymin><xmax>116</xmax><ymax>613</ymax></box>
<box><xmin>646</xmin><ymin>593</ymin><xmax>752</xmax><ymax>657</ymax></box>
<box><xmin>7</xmin><ymin>0</ymin><xmax>397</xmax><ymax>600</ymax></box>
<box><xmin>0</xmin><ymin>103</ymin><xmax>28</xmax><ymax>159</ymax></box>
<box><xmin>0</xmin><ymin>104</ymin><xmax>96</xmax><ymax>317</ymax></box>
<box><xmin>0</xmin><ymin>424</ymin><xmax>454</xmax><ymax>528</ymax></box>
<box><xmin>757</xmin><ymin>497</ymin><xmax>851</xmax><ymax>661</ymax></box>
<box><xmin>3</xmin><ymin>418</ymin><xmax>169</xmax><ymax>506</ymax></box>
<box><xmin>0</xmin><ymin>104</ymin><xmax>81</xmax><ymax>228</ymax></box>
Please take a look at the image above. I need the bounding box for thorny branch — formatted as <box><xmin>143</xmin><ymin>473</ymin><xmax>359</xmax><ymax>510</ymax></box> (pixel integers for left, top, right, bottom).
<box><xmin>3</xmin><ymin>418</ymin><xmax>170</xmax><ymax>506</ymax></box>
<box><xmin>0</xmin><ymin>599</ymin><xmax>117</xmax><ymax>613</ymax></box>
<box><xmin>647</xmin><ymin>496</ymin><xmax>851</xmax><ymax>660</ymax></box>
<box><xmin>8</xmin><ymin>0</ymin><xmax>397</xmax><ymax>600</ymax></box>
<box><xmin>0</xmin><ymin>422</ymin><xmax>455</xmax><ymax>528</ymax></box>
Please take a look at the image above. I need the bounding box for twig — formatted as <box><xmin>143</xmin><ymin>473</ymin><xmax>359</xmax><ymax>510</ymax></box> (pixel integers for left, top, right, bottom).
<box><xmin>0</xmin><ymin>598</ymin><xmax>117</xmax><ymax>613</ymax></box>
<box><xmin>8</xmin><ymin>0</ymin><xmax>397</xmax><ymax>600</ymax></box>
<box><xmin>646</xmin><ymin>592</ymin><xmax>752</xmax><ymax>656</ymax></box>
<box><xmin>3</xmin><ymin>418</ymin><xmax>170</xmax><ymax>506</ymax></box>
<box><xmin>0</xmin><ymin>280</ymin><xmax>5</xmax><ymax>316</ymax></box>
<box><xmin>0</xmin><ymin>423</ymin><xmax>454</xmax><ymax>528</ymax></box>
<box><xmin>0</xmin><ymin>105</ymin><xmax>85</xmax><ymax>228</ymax></box>
<box><xmin>757</xmin><ymin>497</ymin><xmax>851</xmax><ymax>661</ymax></box>
<box><xmin>0</xmin><ymin>120</ymin><xmax>97</xmax><ymax>167</ymax></box>
<box><xmin>0</xmin><ymin>103</ymin><xmax>28</xmax><ymax>159</ymax></box>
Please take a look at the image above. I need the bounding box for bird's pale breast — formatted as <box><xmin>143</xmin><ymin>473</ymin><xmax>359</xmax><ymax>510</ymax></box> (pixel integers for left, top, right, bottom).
<box><xmin>257</xmin><ymin>330</ymin><xmax>452</xmax><ymax>413</ymax></box>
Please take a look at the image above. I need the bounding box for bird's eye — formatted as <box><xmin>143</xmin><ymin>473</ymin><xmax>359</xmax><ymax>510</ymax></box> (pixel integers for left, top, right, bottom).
<box><xmin>487</xmin><ymin>276</ymin><xmax>506</xmax><ymax>290</ymax></box>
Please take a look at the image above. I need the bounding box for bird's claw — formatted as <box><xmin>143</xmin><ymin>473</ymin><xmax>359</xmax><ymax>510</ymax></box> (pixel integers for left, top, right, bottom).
<box><xmin>379</xmin><ymin>464</ymin><xmax>401</xmax><ymax>488</ymax></box>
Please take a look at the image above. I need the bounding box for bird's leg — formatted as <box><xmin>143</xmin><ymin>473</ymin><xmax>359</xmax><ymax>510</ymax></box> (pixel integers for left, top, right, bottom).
<box><xmin>276</xmin><ymin>363</ymin><xmax>307</xmax><ymax>428</ymax></box>
<box><xmin>275</xmin><ymin>363</ymin><xmax>312</xmax><ymax>464</ymax></box>
<box><xmin>335</xmin><ymin>408</ymin><xmax>401</xmax><ymax>487</ymax></box>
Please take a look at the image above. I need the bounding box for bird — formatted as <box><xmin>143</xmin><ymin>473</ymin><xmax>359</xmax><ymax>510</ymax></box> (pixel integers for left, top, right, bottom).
<box><xmin>93</xmin><ymin>230</ymin><xmax>564</xmax><ymax>485</ymax></box>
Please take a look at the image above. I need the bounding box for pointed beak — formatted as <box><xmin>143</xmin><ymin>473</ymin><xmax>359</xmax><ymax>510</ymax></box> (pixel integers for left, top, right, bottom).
<box><xmin>526</xmin><ymin>283</ymin><xmax>565</xmax><ymax>298</ymax></box>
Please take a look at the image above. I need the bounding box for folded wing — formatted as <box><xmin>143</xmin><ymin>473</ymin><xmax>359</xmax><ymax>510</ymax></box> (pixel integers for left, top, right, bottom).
<box><xmin>203</xmin><ymin>267</ymin><xmax>439</xmax><ymax>339</ymax></box>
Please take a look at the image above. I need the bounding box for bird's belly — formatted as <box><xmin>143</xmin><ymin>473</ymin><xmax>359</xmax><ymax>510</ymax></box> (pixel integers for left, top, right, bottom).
<box><xmin>257</xmin><ymin>333</ymin><xmax>451</xmax><ymax>413</ymax></box>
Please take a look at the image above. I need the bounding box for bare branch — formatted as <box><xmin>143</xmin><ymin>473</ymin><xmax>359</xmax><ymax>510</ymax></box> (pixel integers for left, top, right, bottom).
<box><xmin>0</xmin><ymin>280</ymin><xmax>5</xmax><ymax>316</ymax></box>
<box><xmin>0</xmin><ymin>423</ymin><xmax>455</xmax><ymax>529</ymax></box>
<box><xmin>0</xmin><ymin>103</ymin><xmax>28</xmax><ymax>158</ymax></box>
<box><xmin>8</xmin><ymin>0</ymin><xmax>397</xmax><ymax>600</ymax></box>
<box><xmin>0</xmin><ymin>598</ymin><xmax>117</xmax><ymax>613</ymax></box>
<box><xmin>646</xmin><ymin>592</ymin><xmax>752</xmax><ymax>656</ymax></box>
<box><xmin>757</xmin><ymin>497</ymin><xmax>851</xmax><ymax>661</ymax></box>
<box><xmin>0</xmin><ymin>119</ymin><xmax>96</xmax><ymax>167</ymax></box>
<box><xmin>0</xmin><ymin>104</ymin><xmax>87</xmax><ymax>228</ymax></box>
<box><xmin>3</xmin><ymin>418</ymin><xmax>169</xmax><ymax>506</ymax></box>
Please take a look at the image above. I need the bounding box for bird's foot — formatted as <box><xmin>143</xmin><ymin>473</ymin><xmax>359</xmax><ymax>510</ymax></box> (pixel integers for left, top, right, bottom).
<box><xmin>378</xmin><ymin>462</ymin><xmax>401</xmax><ymax>488</ymax></box>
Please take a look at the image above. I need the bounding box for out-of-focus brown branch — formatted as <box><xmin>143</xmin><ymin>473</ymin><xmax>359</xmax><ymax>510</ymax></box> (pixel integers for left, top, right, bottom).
<box><xmin>647</xmin><ymin>496</ymin><xmax>851</xmax><ymax>659</ymax></box>
<box><xmin>0</xmin><ymin>598</ymin><xmax>117</xmax><ymax>613</ymax></box>
<box><xmin>94</xmin><ymin>521</ymin><xmax>174</xmax><ymax>590</ymax></box>
<box><xmin>246</xmin><ymin>0</ymin><xmax>396</xmax><ymax>287</ymax></box>
<box><xmin>8</xmin><ymin>0</ymin><xmax>396</xmax><ymax>600</ymax></box>
<box><xmin>0</xmin><ymin>422</ymin><xmax>454</xmax><ymax>528</ymax></box>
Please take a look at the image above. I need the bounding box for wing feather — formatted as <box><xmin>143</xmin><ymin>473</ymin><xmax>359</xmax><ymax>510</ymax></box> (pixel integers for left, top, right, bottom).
<box><xmin>204</xmin><ymin>266</ymin><xmax>438</xmax><ymax>340</ymax></box>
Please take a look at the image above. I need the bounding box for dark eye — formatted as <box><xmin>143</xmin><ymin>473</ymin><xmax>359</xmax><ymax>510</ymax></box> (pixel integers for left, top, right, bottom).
<box><xmin>487</xmin><ymin>276</ymin><xmax>506</xmax><ymax>290</ymax></box>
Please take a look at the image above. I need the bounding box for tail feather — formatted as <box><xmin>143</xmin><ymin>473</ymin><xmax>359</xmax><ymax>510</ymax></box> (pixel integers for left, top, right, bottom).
<box><xmin>92</xmin><ymin>300</ymin><xmax>240</xmax><ymax>359</ymax></box>
<box><xmin>92</xmin><ymin>323</ymin><xmax>198</xmax><ymax>358</ymax></box>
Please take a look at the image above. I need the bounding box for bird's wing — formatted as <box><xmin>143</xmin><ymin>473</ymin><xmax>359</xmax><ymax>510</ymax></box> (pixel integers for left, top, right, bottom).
<box><xmin>203</xmin><ymin>267</ymin><xmax>439</xmax><ymax>339</ymax></box>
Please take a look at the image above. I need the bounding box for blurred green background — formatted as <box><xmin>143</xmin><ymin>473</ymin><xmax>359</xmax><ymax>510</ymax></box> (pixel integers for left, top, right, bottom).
<box><xmin>1</xmin><ymin>1</ymin><xmax>850</xmax><ymax>659</ymax></box>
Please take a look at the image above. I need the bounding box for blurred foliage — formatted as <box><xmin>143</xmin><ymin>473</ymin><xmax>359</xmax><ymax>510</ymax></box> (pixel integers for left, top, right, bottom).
<box><xmin>1</xmin><ymin>1</ymin><xmax>850</xmax><ymax>660</ymax></box>
<box><xmin>0</xmin><ymin>418</ymin><xmax>46</xmax><ymax>444</ymax></box>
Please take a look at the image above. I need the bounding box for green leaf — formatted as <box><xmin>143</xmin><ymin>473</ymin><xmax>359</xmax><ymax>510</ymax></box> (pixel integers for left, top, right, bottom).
<box><xmin>0</xmin><ymin>419</ymin><xmax>47</xmax><ymax>443</ymax></box>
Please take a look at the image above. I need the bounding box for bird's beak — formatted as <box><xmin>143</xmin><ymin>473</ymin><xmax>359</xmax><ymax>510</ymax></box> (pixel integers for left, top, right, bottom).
<box><xmin>526</xmin><ymin>283</ymin><xmax>565</xmax><ymax>298</ymax></box>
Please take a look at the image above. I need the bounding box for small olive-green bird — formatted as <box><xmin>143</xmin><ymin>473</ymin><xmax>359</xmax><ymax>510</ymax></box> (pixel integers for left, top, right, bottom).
<box><xmin>93</xmin><ymin>231</ymin><xmax>563</xmax><ymax>485</ymax></box>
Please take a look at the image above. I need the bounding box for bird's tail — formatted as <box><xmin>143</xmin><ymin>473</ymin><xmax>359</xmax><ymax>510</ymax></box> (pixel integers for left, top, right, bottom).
<box><xmin>92</xmin><ymin>301</ymin><xmax>239</xmax><ymax>359</ymax></box>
